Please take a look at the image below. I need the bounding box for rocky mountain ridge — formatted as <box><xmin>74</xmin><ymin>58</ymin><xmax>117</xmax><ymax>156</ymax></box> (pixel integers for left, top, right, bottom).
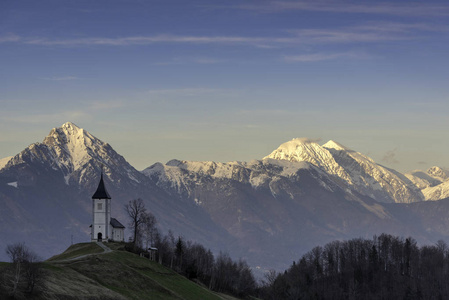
<box><xmin>147</xmin><ymin>138</ymin><xmax>428</xmax><ymax>204</ymax></box>
<box><xmin>1</xmin><ymin>122</ymin><xmax>449</xmax><ymax>273</ymax></box>
<box><xmin>406</xmin><ymin>166</ymin><xmax>449</xmax><ymax>200</ymax></box>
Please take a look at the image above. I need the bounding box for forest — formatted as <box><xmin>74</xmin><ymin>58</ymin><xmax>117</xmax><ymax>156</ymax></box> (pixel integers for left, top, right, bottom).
<box><xmin>259</xmin><ymin>234</ymin><xmax>449</xmax><ymax>299</ymax></box>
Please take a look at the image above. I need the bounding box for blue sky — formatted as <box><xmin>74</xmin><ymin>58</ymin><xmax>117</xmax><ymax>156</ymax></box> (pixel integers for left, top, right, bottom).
<box><xmin>1</xmin><ymin>0</ymin><xmax>448</xmax><ymax>172</ymax></box>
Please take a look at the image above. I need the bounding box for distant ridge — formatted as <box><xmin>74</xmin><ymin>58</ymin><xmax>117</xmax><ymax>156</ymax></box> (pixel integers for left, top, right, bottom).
<box><xmin>1</xmin><ymin>123</ymin><xmax>449</xmax><ymax>274</ymax></box>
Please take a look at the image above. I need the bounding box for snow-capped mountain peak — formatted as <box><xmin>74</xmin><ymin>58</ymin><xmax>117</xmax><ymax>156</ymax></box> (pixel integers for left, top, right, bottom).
<box><xmin>264</xmin><ymin>138</ymin><xmax>328</xmax><ymax>163</ymax></box>
<box><xmin>263</xmin><ymin>138</ymin><xmax>423</xmax><ymax>203</ymax></box>
<box><xmin>263</xmin><ymin>138</ymin><xmax>352</xmax><ymax>183</ymax></box>
<box><xmin>2</xmin><ymin>122</ymin><xmax>144</xmax><ymax>187</ymax></box>
<box><xmin>44</xmin><ymin>122</ymin><xmax>103</xmax><ymax>152</ymax></box>
<box><xmin>42</xmin><ymin>122</ymin><xmax>109</xmax><ymax>174</ymax></box>
<box><xmin>427</xmin><ymin>166</ymin><xmax>449</xmax><ymax>181</ymax></box>
<box><xmin>322</xmin><ymin>140</ymin><xmax>349</xmax><ymax>151</ymax></box>
<box><xmin>405</xmin><ymin>166</ymin><xmax>449</xmax><ymax>201</ymax></box>
<box><xmin>0</xmin><ymin>156</ymin><xmax>12</xmax><ymax>170</ymax></box>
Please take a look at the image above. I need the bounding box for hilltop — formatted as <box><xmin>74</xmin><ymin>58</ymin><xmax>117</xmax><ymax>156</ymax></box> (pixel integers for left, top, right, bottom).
<box><xmin>0</xmin><ymin>242</ymin><xmax>240</xmax><ymax>300</ymax></box>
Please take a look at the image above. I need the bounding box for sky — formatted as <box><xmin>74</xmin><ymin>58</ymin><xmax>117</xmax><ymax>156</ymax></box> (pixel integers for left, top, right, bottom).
<box><xmin>1</xmin><ymin>0</ymin><xmax>448</xmax><ymax>173</ymax></box>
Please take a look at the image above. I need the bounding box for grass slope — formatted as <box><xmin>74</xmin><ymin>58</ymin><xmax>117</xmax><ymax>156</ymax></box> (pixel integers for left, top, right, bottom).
<box><xmin>47</xmin><ymin>243</ymin><xmax>104</xmax><ymax>261</ymax></box>
<box><xmin>40</xmin><ymin>243</ymin><xmax>228</xmax><ymax>300</ymax></box>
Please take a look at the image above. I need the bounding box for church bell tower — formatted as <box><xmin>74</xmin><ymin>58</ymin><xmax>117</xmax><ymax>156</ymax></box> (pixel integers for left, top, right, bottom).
<box><xmin>91</xmin><ymin>173</ymin><xmax>111</xmax><ymax>242</ymax></box>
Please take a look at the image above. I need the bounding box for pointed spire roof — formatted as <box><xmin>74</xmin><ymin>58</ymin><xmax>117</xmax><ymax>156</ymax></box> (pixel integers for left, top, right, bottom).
<box><xmin>92</xmin><ymin>173</ymin><xmax>111</xmax><ymax>199</ymax></box>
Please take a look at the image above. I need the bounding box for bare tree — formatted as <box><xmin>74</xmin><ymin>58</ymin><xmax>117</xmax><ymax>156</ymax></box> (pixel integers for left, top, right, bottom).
<box><xmin>141</xmin><ymin>211</ymin><xmax>158</xmax><ymax>249</ymax></box>
<box><xmin>168</xmin><ymin>230</ymin><xmax>176</xmax><ymax>269</ymax></box>
<box><xmin>3</xmin><ymin>243</ymin><xmax>42</xmax><ymax>298</ymax></box>
<box><xmin>23</xmin><ymin>251</ymin><xmax>43</xmax><ymax>295</ymax></box>
<box><xmin>6</xmin><ymin>243</ymin><xmax>28</xmax><ymax>297</ymax></box>
<box><xmin>124</xmin><ymin>198</ymin><xmax>147</xmax><ymax>247</ymax></box>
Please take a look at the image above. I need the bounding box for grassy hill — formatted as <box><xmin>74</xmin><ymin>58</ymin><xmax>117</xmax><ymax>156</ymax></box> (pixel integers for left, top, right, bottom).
<box><xmin>1</xmin><ymin>243</ymin><xmax>240</xmax><ymax>300</ymax></box>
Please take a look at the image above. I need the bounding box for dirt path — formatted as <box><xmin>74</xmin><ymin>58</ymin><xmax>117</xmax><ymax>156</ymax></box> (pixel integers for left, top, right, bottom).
<box><xmin>52</xmin><ymin>242</ymin><xmax>112</xmax><ymax>263</ymax></box>
<box><xmin>95</xmin><ymin>241</ymin><xmax>112</xmax><ymax>253</ymax></box>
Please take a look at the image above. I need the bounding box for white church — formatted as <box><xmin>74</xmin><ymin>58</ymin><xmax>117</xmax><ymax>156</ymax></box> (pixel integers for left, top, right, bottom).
<box><xmin>91</xmin><ymin>173</ymin><xmax>125</xmax><ymax>242</ymax></box>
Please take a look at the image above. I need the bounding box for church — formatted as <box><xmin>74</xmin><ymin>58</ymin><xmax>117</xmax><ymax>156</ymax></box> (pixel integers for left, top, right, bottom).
<box><xmin>91</xmin><ymin>173</ymin><xmax>125</xmax><ymax>242</ymax></box>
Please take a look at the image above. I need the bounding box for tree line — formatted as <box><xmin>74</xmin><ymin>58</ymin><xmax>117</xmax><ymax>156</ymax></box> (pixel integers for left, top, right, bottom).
<box><xmin>125</xmin><ymin>198</ymin><xmax>257</xmax><ymax>298</ymax></box>
<box><xmin>259</xmin><ymin>234</ymin><xmax>449</xmax><ymax>299</ymax></box>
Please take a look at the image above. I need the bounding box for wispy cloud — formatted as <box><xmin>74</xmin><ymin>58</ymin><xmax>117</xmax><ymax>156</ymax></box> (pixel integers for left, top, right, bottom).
<box><xmin>1</xmin><ymin>21</ymin><xmax>445</xmax><ymax>49</ymax></box>
<box><xmin>0</xmin><ymin>110</ymin><xmax>90</xmax><ymax>124</ymax></box>
<box><xmin>146</xmin><ymin>88</ymin><xmax>226</xmax><ymax>97</ymax></box>
<box><xmin>89</xmin><ymin>101</ymin><xmax>125</xmax><ymax>111</ymax></box>
<box><xmin>237</xmin><ymin>109</ymin><xmax>298</xmax><ymax>117</ymax></box>
<box><xmin>154</xmin><ymin>57</ymin><xmax>226</xmax><ymax>65</ymax></box>
<box><xmin>192</xmin><ymin>58</ymin><xmax>226</xmax><ymax>64</ymax></box>
<box><xmin>23</xmin><ymin>35</ymin><xmax>269</xmax><ymax>47</ymax></box>
<box><xmin>0</xmin><ymin>34</ymin><xmax>20</xmax><ymax>43</ymax></box>
<box><xmin>40</xmin><ymin>76</ymin><xmax>79</xmax><ymax>81</ymax></box>
<box><xmin>287</xmin><ymin>22</ymin><xmax>444</xmax><ymax>44</ymax></box>
<box><xmin>283</xmin><ymin>52</ymin><xmax>367</xmax><ymax>62</ymax></box>
<box><xmin>237</xmin><ymin>1</ymin><xmax>449</xmax><ymax>17</ymax></box>
<box><xmin>382</xmin><ymin>148</ymin><xmax>400</xmax><ymax>165</ymax></box>
<box><xmin>293</xmin><ymin>137</ymin><xmax>322</xmax><ymax>144</ymax></box>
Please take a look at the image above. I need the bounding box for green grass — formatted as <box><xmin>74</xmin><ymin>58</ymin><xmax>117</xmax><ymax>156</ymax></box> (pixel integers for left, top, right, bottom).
<box><xmin>46</xmin><ymin>242</ymin><xmax>103</xmax><ymax>261</ymax></box>
<box><xmin>92</xmin><ymin>251</ymin><xmax>222</xmax><ymax>300</ymax></box>
<box><xmin>215</xmin><ymin>294</ymin><xmax>244</xmax><ymax>300</ymax></box>
<box><xmin>39</xmin><ymin>243</ymin><xmax>230</xmax><ymax>300</ymax></box>
<box><xmin>106</xmin><ymin>242</ymin><xmax>127</xmax><ymax>251</ymax></box>
<box><xmin>65</xmin><ymin>254</ymin><xmax>178</xmax><ymax>299</ymax></box>
<box><xmin>0</xmin><ymin>262</ymin><xmax>8</xmax><ymax>274</ymax></box>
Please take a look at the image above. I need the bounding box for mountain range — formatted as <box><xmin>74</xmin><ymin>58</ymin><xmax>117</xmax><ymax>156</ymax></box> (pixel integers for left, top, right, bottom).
<box><xmin>1</xmin><ymin>122</ymin><xmax>449</xmax><ymax>273</ymax></box>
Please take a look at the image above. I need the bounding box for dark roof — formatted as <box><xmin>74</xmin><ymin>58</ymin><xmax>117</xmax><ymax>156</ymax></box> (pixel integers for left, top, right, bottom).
<box><xmin>110</xmin><ymin>218</ymin><xmax>125</xmax><ymax>228</ymax></box>
<box><xmin>92</xmin><ymin>173</ymin><xmax>111</xmax><ymax>199</ymax></box>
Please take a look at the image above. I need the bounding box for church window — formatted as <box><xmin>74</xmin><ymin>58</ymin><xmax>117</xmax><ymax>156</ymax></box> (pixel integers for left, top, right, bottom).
<box><xmin>97</xmin><ymin>203</ymin><xmax>103</xmax><ymax>210</ymax></box>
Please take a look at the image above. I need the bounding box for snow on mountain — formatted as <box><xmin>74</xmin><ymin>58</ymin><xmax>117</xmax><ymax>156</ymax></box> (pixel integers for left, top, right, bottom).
<box><xmin>322</xmin><ymin>140</ymin><xmax>349</xmax><ymax>151</ymax></box>
<box><xmin>146</xmin><ymin>138</ymin><xmax>424</xmax><ymax>204</ymax></box>
<box><xmin>42</xmin><ymin>122</ymin><xmax>143</xmax><ymax>185</ymax></box>
<box><xmin>405</xmin><ymin>166</ymin><xmax>449</xmax><ymax>201</ymax></box>
<box><xmin>0</xmin><ymin>122</ymin><xmax>236</xmax><ymax>263</ymax></box>
<box><xmin>0</xmin><ymin>156</ymin><xmax>12</xmax><ymax>170</ymax></box>
<box><xmin>159</xmin><ymin>158</ymin><xmax>313</xmax><ymax>183</ymax></box>
<box><xmin>422</xmin><ymin>181</ymin><xmax>449</xmax><ymax>201</ymax></box>
<box><xmin>261</xmin><ymin>138</ymin><xmax>422</xmax><ymax>203</ymax></box>
<box><xmin>322</xmin><ymin>140</ymin><xmax>423</xmax><ymax>203</ymax></box>
<box><xmin>142</xmin><ymin>159</ymin><xmax>284</xmax><ymax>197</ymax></box>
<box><xmin>263</xmin><ymin>138</ymin><xmax>353</xmax><ymax>183</ymax></box>
<box><xmin>406</xmin><ymin>169</ymin><xmax>443</xmax><ymax>189</ymax></box>
<box><xmin>42</xmin><ymin>122</ymin><xmax>107</xmax><ymax>173</ymax></box>
<box><xmin>427</xmin><ymin>166</ymin><xmax>449</xmax><ymax>180</ymax></box>
<box><xmin>406</xmin><ymin>166</ymin><xmax>449</xmax><ymax>201</ymax></box>
<box><xmin>3</xmin><ymin>125</ymin><xmax>449</xmax><ymax>274</ymax></box>
<box><xmin>143</xmin><ymin>157</ymin><xmax>319</xmax><ymax>199</ymax></box>
<box><xmin>2</xmin><ymin>122</ymin><xmax>146</xmax><ymax>192</ymax></box>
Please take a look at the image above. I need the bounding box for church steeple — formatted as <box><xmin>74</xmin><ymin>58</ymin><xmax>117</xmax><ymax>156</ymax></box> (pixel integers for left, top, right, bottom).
<box><xmin>92</xmin><ymin>173</ymin><xmax>111</xmax><ymax>199</ymax></box>
<box><xmin>90</xmin><ymin>171</ymin><xmax>125</xmax><ymax>243</ymax></box>
<box><xmin>91</xmin><ymin>172</ymin><xmax>111</xmax><ymax>242</ymax></box>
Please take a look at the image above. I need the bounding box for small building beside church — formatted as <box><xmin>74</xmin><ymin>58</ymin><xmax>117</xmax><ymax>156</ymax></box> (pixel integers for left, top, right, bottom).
<box><xmin>91</xmin><ymin>173</ymin><xmax>125</xmax><ymax>242</ymax></box>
